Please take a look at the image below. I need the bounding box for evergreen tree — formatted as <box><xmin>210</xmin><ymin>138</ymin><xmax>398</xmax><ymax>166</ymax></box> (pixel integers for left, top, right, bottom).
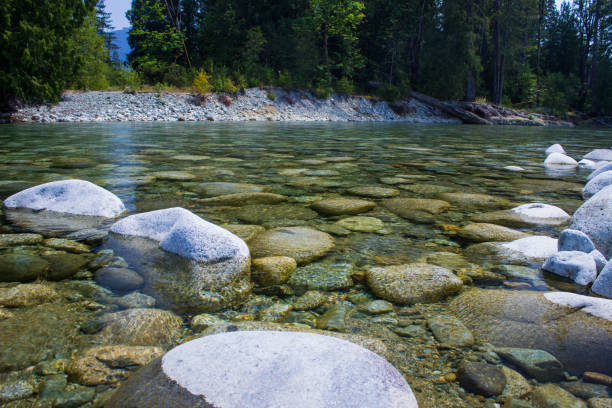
<box><xmin>0</xmin><ymin>0</ymin><xmax>96</xmax><ymax>108</ymax></box>
<box><xmin>95</xmin><ymin>0</ymin><xmax>117</xmax><ymax>55</ymax></box>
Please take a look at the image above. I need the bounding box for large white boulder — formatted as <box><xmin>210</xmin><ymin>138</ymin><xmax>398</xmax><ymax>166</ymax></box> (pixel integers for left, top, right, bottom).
<box><xmin>588</xmin><ymin>161</ymin><xmax>612</xmax><ymax>181</ymax></box>
<box><xmin>542</xmin><ymin>251</ymin><xmax>597</xmax><ymax>286</ymax></box>
<box><xmin>592</xmin><ymin>262</ymin><xmax>612</xmax><ymax>298</ymax></box>
<box><xmin>544</xmin><ymin>153</ymin><xmax>577</xmax><ymax>167</ymax></box>
<box><xmin>106</xmin><ymin>331</ymin><xmax>419</xmax><ymax>408</ymax></box>
<box><xmin>584</xmin><ymin>149</ymin><xmax>612</xmax><ymax>161</ymax></box>
<box><xmin>570</xmin><ymin>185</ymin><xmax>612</xmax><ymax>259</ymax></box>
<box><xmin>583</xmin><ymin>170</ymin><xmax>612</xmax><ymax>199</ymax></box>
<box><xmin>501</xmin><ymin>236</ymin><xmax>558</xmax><ymax>261</ymax></box>
<box><xmin>109</xmin><ymin>208</ymin><xmax>251</xmax><ymax>312</ymax></box>
<box><xmin>557</xmin><ymin>229</ymin><xmax>596</xmax><ymax>253</ymax></box>
<box><xmin>2</xmin><ymin>179</ymin><xmax>125</xmax><ymax>217</ymax></box>
<box><xmin>545</xmin><ymin>144</ymin><xmax>565</xmax><ymax>156</ymax></box>
<box><xmin>509</xmin><ymin>203</ymin><xmax>570</xmax><ymax>225</ymax></box>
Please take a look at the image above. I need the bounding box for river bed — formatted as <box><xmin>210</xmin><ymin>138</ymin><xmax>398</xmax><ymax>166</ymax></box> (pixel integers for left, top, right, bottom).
<box><xmin>0</xmin><ymin>122</ymin><xmax>611</xmax><ymax>407</ymax></box>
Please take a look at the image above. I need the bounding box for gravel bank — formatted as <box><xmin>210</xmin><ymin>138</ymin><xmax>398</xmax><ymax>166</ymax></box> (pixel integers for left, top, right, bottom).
<box><xmin>12</xmin><ymin>87</ymin><xmax>460</xmax><ymax>123</ymax></box>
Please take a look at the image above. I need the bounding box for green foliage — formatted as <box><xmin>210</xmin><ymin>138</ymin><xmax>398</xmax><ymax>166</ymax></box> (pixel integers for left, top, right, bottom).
<box><xmin>313</xmin><ymin>86</ymin><xmax>333</xmax><ymax>99</ymax></box>
<box><xmin>69</xmin><ymin>12</ymin><xmax>111</xmax><ymax>90</ymax></box>
<box><xmin>540</xmin><ymin>72</ymin><xmax>580</xmax><ymax>116</ymax></box>
<box><xmin>266</xmin><ymin>90</ymin><xmax>277</xmax><ymax>101</ymax></box>
<box><xmin>377</xmin><ymin>85</ymin><xmax>401</xmax><ymax>102</ymax></box>
<box><xmin>193</xmin><ymin>71</ymin><xmax>213</xmax><ymax>94</ymax></box>
<box><xmin>335</xmin><ymin>77</ymin><xmax>355</xmax><ymax>94</ymax></box>
<box><xmin>0</xmin><ymin>0</ymin><xmax>96</xmax><ymax>107</ymax></box>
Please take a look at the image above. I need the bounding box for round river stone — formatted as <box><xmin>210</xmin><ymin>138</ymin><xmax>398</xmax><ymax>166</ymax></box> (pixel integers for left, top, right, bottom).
<box><xmin>249</xmin><ymin>227</ymin><xmax>335</xmax><ymax>265</ymax></box>
<box><xmin>106</xmin><ymin>331</ymin><xmax>418</xmax><ymax>408</ymax></box>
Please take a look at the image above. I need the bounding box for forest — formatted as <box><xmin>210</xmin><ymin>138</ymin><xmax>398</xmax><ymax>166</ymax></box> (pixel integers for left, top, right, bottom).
<box><xmin>1</xmin><ymin>0</ymin><xmax>610</xmax><ymax>115</ymax></box>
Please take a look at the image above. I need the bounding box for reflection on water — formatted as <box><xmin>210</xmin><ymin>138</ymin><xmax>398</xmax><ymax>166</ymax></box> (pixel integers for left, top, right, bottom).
<box><xmin>1</xmin><ymin>122</ymin><xmax>612</xmax><ymax>407</ymax></box>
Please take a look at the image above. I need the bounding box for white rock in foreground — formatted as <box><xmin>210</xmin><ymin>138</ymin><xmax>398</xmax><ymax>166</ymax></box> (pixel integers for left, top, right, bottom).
<box><xmin>584</xmin><ymin>149</ymin><xmax>612</xmax><ymax>161</ymax></box>
<box><xmin>588</xmin><ymin>162</ymin><xmax>612</xmax><ymax>181</ymax></box>
<box><xmin>108</xmin><ymin>331</ymin><xmax>419</xmax><ymax>408</ymax></box>
<box><xmin>502</xmin><ymin>236</ymin><xmax>558</xmax><ymax>260</ymax></box>
<box><xmin>592</xmin><ymin>262</ymin><xmax>612</xmax><ymax>299</ymax></box>
<box><xmin>544</xmin><ymin>153</ymin><xmax>578</xmax><ymax>167</ymax></box>
<box><xmin>111</xmin><ymin>207</ymin><xmax>248</xmax><ymax>262</ymax></box>
<box><xmin>583</xmin><ymin>170</ymin><xmax>612</xmax><ymax>199</ymax></box>
<box><xmin>545</xmin><ymin>144</ymin><xmax>565</xmax><ymax>156</ymax></box>
<box><xmin>542</xmin><ymin>251</ymin><xmax>597</xmax><ymax>286</ymax></box>
<box><xmin>544</xmin><ymin>292</ymin><xmax>612</xmax><ymax>320</ymax></box>
<box><xmin>570</xmin><ymin>185</ymin><xmax>612</xmax><ymax>259</ymax></box>
<box><xmin>510</xmin><ymin>203</ymin><xmax>570</xmax><ymax>224</ymax></box>
<box><xmin>2</xmin><ymin>179</ymin><xmax>125</xmax><ymax>217</ymax></box>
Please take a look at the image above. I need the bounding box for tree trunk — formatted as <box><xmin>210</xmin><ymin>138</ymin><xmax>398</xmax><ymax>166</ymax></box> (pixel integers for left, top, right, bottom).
<box><xmin>465</xmin><ymin>0</ymin><xmax>476</xmax><ymax>102</ymax></box>
<box><xmin>536</xmin><ymin>0</ymin><xmax>544</xmax><ymax>104</ymax></box>
<box><xmin>590</xmin><ymin>0</ymin><xmax>601</xmax><ymax>112</ymax></box>
<box><xmin>322</xmin><ymin>21</ymin><xmax>329</xmax><ymax>69</ymax></box>
<box><xmin>410</xmin><ymin>0</ymin><xmax>426</xmax><ymax>88</ymax></box>
<box><xmin>466</xmin><ymin>71</ymin><xmax>476</xmax><ymax>102</ymax></box>
<box><xmin>492</xmin><ymin>0</ymin><xmax>503</xmax><ymax>104</ymax></box>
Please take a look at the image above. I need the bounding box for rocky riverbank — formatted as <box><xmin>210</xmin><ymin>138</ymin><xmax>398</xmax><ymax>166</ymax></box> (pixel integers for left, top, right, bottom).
<box><xmin>6</xmin><ymin>87</ymin><xmax>574</xmax><ymax>126</ymax></box>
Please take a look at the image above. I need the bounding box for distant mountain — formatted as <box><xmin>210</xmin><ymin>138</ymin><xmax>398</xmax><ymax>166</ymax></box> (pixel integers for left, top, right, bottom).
<box><xmin>110</xmin><ymin>27</ymin><xmax>131</xmax><ymax>64</ymax></box>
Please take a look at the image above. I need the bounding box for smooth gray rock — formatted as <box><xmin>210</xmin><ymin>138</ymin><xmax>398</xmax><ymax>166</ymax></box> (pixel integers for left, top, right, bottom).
<box><xmin>546</xmin><ymin>144</ymin><xmax>566</xmax><ymax>156</ymax></box>
<box><xmin>366</xmin><ymin>263</ymin><xmax>463</xmax><ymax>305</ymax></box>
<box><xmin>427</xmin><ymin>314</ymin><xmax>474</xmax><ymax>348</ymax></box>
<box><xmin>248</xmin><ymin>227</ymin><xmax>335</xmax><ymax>265</ymax></box>
<box><xmin>532</xmin><ymin>383</ymin><xmax>587</xmax><ymax>408</ymax></box>
<box><xmin>584</xmin><ymin>149</ymin><xmax>612</xmax><ymax>162</ymax></box>
<box><xmin>542</xmin><ymin>251</ymin><xmax>597</xmax><ymax>286</ymax></box>
<box><xmin>570</xmin><ymin>185</ymin><xmax>612</xmax><ymax>259</ymax></box>
<box><xmin>583</xmin><ymin>171</ymin><xmax>612</xmax><ymax>199</ymax></box>
<box><xmin>588</xmin><ymin>162</ymin><xmax>612</xmax><ymax>181</ymax></box>
<box><xmin>544</xmin><ymin>153</ymin><xmax>578</xmax><ymax>166</ymax></box>
<box><xmin>496</xmin><ymin>347</ymin><xmax>564</xmax><ymax>382</ymax></box>
<box><xmin>0</xmin><ymin>254</ymin><xmax>49</xmax><ymax>282</ymax></box>
<box><xmin>510</xmin><ymin>203</ymin><xmax>570</xmax><ymax>225</ymax></box>
<box><xmin>457</xmin><ymin>361</ymin><xmax>506</xmax><ymax>396</ymax></box>
<box><xmin>592</xmin><ymin>262</ymin><xmax>612</xmax><ymax>298</ymax></box>
<box><xmin>106</xmin><ymin>331</ymin><xmax>419</xmax><ymax>408</ymax></box>
<box><xmin>96</xmin><ymin>267</ymin><xmax>144</xmax><ymax>291</ymax></box>
<box><xmin>113</xmin><ymin>292</ymin><xmax>157</xmax><ymax>309</ymax></box>
<box><xmin>448</xmin><ymin>289</ymin><xmax>612</xmax><ymax>376</ymax></box>
<box><xmin>109</xmin><ymin>208</ymin><xmax>251</xmax><ymax>312</ymax></box>
<box><xmin>2</xmin><ymin>179</ymin><xmax>125</xmax><ymax>217</ymax></box>
<box><xmin>590</xmin><ymin>250</ymin><xmax>608</xmax><ymax>273</ymax></box>
<box><xmin>558</xmin><ymin>229</ymin><xmax>597</xmax><ymax>253</ymax></box>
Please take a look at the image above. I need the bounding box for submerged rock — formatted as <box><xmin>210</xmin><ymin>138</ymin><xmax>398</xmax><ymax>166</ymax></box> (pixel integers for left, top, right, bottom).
<box><xmin>190</xmin><ymin>182</ymin><xmax>265</xmax><ymax>197</ymax></box>
<box><xmin>366</xmin><ymin>263</ymin><xmax>462</xmax><ymax>305</ymax></box>
<box><xmin>346</xmin><ymin>186</ymin><xmax>399</xmax><ymax>198</ymax></box>
<box><xmin>0</xmin><ymin>233</ymin><xmax>43</xmax><ymax>246</ymax></box>
<box><xmin>427</xmin><ymin>314</ymin><xmax>474</xmax><ymax>348</ymax></box>
<box><xmin>311</xmin><ymin>198</ymin><xmax>376</xmax><ymax>216</ymax></box>
<box><xmin>495</xmin><ymin>347</ymin><xmax>565</xmax><ymax>382</ymax></box>
<box><xmin>42</xmin><ymin>252</ymin><xmax>90</xmax><ymax>281</ymax></box>
<box><xmin>287</xmin><ymin>259</ymin><xmax>354</xmax><ymax>294</ymax></box>
<box><xmin>336</xmin><ymin>216</ymin><xmax>384</xmax><ymax>232</ymax></box>
<box><xmin>68</xmin><ymin>345</ymin><xmax>163</xmax><ymax>385</ymax></box>
<box><xmin>95</xmin><ymin>267</ymin><xmax>144</xmax><ymax>292</ymax></box>
<box><xmin>248</xmin><ymin>226</ymin><xmax>335</xmax><ymax>265</ymax></box>
<box><xmin>198</xmin><ymin>192</ymin><xmax>288</xmax><ymax>206</ymax></box>
<box><xmin>532</xmin><ymin>384</ymin><xmax>587</xmax><ymax>408</ymax></box>
<box><xmin>437</xmin><ymin>192</ymin><xmax>512</xmax><ymax>210</ymax></box>
<box><xmin>109</xmin><ymin>207</ymin><xmax>251</xmax><ymax>312</ymax></box>
<box><xmin>448</xmin><ymin>288</ymin><xmax>612</xmax><ymax>376</ymax></box>
<box><xmin>96</xmin><ymin>308</ymin><xmax>183</xmax><ymax>348</ymax></box>
<box><xmin>466</xmin><ymin>236</ymin><xmax>557</xmax><ymax>267</ymax></box>
<box><xmin>570</xmin><ymin>185</ymin><xmax>612</xmax><ymax>259</ymax></box>
<box><xmin>0</xmin><ymin>283</ymin><xmax>58</xmax><ymax>307</ymax></box>
<box><xmin>251</xmin><ymin>256</ymin><xmax>297</xmax><ymax>286</ymax></box>
<box><xmin>472</xmin><ymin>204</ymin><xmax>570</xmax><ymax>228</ymax></box>
<box><xmin>457</xmin><ymin>223</ymin><xmax>530</xmax><ymax>243</ymax></box>
<box><xmin>106</xmin><ymin>331</ymin><xmax>418</xmax><ymax>408</ymax></box>
<box><xmin>2</xmin><ymin>179</ymin><xmax>125</xmax><ymax>217</ymax></box>
<box><xmin>457</xmin><ymin>361</ymin><xmax>506</xmax><ymax>396</ymax></box>
<box><xmin>0</xmin><ymin>253</ymin><xmax>49</xmax><ymax>282</ymax></box>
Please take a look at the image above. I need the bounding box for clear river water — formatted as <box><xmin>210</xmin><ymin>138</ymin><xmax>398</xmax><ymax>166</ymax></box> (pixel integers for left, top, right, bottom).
<box><xmin>0</xmin><ymin>122</ymin><xmax>611</xmax><ymax>408</ymax></box>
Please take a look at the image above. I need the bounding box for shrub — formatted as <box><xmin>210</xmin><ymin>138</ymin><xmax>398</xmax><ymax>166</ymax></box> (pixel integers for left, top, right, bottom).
<box><xmin>335</xmin><ymin>77</ymin><xmax>355</xmax><ymax>95</ymax></box>
<box><xmin>193</xmin><ymin>71</ymin><xmax>213</xmax><ymax>94</ymax></box>
<box><xmin>313</xmin><ymin>87</ymin><xmax>333</xmax><ymax>100</ymax></box>
<box><xmin>377</xmin><ymin>86</ymin><xmax>401</xmax><ymax>102</ymax></box>
<box><xmin>266</xmin><ymin>90</ymin><xmax>277</xmax><ymax>101</ymax></box>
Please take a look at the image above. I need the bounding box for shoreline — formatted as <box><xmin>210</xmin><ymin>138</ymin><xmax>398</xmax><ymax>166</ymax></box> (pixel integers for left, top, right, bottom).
<box><xmin>6</xmin><ymin>87</ymin><xmax>573</xmax><ymax>126</ymax></box>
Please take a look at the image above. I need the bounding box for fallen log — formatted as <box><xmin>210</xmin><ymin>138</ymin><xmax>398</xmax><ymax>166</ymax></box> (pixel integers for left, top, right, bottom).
<box><xmin>410</xmin><ymin>92</ymin><xmax>492</xmax><ymax>125</ymax></box>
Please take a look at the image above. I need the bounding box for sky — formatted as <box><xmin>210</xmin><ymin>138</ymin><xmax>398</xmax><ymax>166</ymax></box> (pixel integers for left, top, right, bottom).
<box><xmin>105</xmin><ymin>0</ymin><xmax>567</xmax><ymax>31</ymax></box>
<box><xmin>106</xmin><ymin>0</ymin><xmax>131</xmax><ymax>30</ymax></box>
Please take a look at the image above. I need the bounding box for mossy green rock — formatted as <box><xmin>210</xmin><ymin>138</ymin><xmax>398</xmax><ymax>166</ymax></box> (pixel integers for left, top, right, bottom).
<box><xmin>437</xmin><ymin>192</ymin><xmax>513</xmax><ymax>210</ymax></box>
<box><xmin>0</xmin><ymin>254</ymin><xmax>49</xmax><ymax>282</ymax></box>
<box><xmin>457</xmin><ymin>223</ymin><xmax>531</xmax><ymax>243</ymax></box>
<box><xmin>42</xmin><ymin>253</ymin><xmax>90</xmax><ymax>281</ymax></box>
<box><xmin>366</xmin><ymin>263</ymin><xmax>462</xmax><ymax>305</ymax></box>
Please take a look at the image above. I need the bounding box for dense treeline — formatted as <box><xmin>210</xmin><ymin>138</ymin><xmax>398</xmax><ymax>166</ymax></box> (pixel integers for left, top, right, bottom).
<box><xmin>1</xmin><ymin>0</ymin><xmax>610</xmax><ymax>115</ymax></box>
